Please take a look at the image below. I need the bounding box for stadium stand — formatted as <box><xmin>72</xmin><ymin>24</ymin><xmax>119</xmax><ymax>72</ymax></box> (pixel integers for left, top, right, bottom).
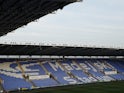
<box><xmin>0</xmin><ymin>58</ymin><xmax>124</xmax><ymax>92</ymax></box>
<box><xmin>0</xmin><ymin>43</ymin><xmax>123</xmax><ymax>93</ymax></box>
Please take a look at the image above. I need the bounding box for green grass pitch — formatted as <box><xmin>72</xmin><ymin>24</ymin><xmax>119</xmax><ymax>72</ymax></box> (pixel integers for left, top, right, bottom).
<box><xmin>12</xmin><ymin>81</ymin><xmax>124</xmax><ymax>93</ymax></box>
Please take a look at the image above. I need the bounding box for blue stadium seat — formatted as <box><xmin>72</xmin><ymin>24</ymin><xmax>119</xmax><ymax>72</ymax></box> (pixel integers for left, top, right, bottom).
<box><xmin>61</xmin><ymin>60</ymin><xmax>96</xmax><ymax>83</ymax></box>
<box><xmin>19</xmin><ymin>61</ymin><xmax>58</xmax><ymax>87</ymax></box>
<box><xmin>108</xmin><ymin>61</ymin><xmax>124</xmax><ymax>73</ymax></box>
<box><xmin>43</xmin><ymin>61</ymin><xmax>73</xmax><ymax>85</ymax></box>
<box><xmin>0</xmin><ymin>62</ymin><xmax>32</xmax><ymax>91</ymax></box>
<box><xmin>78</xmin><ymin>60</ymin><xmax>104</xmax><ymax>76</ymax></box>
<box><xmin>0</xmin><ymin>59</ymin><xmax>124</xmax><ymax>92</ymax></box>
<box><xmin>110</xmin><ymin>74</ymin><xmax>124</xmax><ymax>80</ymax></box>
<box><xmin>77</xmin><ymin>59</ymin><xmax>114</xmax><ymax>81</ymax></box>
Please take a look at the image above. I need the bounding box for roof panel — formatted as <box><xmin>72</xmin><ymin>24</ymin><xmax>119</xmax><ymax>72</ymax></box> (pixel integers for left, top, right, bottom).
<box><xmin>0</xmin><ymin>0</ymin><xmax>80</xmax><ymax>36</ymax></box>
<box><xmin>0</xmin><ymin>44</ymin><xmax>124</xmax><ymax>56</ymax></box>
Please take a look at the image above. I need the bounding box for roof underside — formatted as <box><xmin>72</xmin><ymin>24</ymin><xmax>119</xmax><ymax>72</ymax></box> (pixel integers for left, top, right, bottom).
<box><xmin>0</xmin><ymin>44</ymin><xmax>124</xmax><ymax>56</ymax></box>
<box><xmin>0</xmin><ymin>0</ymin><xmax>79</xmax><ymax>36</ymax></box>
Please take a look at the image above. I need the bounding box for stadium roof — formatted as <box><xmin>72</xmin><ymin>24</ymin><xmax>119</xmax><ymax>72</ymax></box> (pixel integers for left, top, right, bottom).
<box><xmin>0</xmin><ymin>44</ymin><xmax>124</xmax><ymax>56</ymax></box>
<box><xmin>0</xmin><ymin>0</ymin><xmax>81</xmax><ymax>36</ymax></box>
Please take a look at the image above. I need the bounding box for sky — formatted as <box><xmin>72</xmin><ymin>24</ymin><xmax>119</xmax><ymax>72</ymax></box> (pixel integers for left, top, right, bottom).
<box><xmin>0</xmin><ymin>0</ymin><xmax>124</xmax><ymax>48</ymax></box>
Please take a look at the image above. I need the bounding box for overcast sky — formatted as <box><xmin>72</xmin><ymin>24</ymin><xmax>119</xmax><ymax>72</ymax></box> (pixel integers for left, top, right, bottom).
<box><xmin>0</xmin><ymin>0</ymin><xmax>124</xmax><ymax>48</ymax></box>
